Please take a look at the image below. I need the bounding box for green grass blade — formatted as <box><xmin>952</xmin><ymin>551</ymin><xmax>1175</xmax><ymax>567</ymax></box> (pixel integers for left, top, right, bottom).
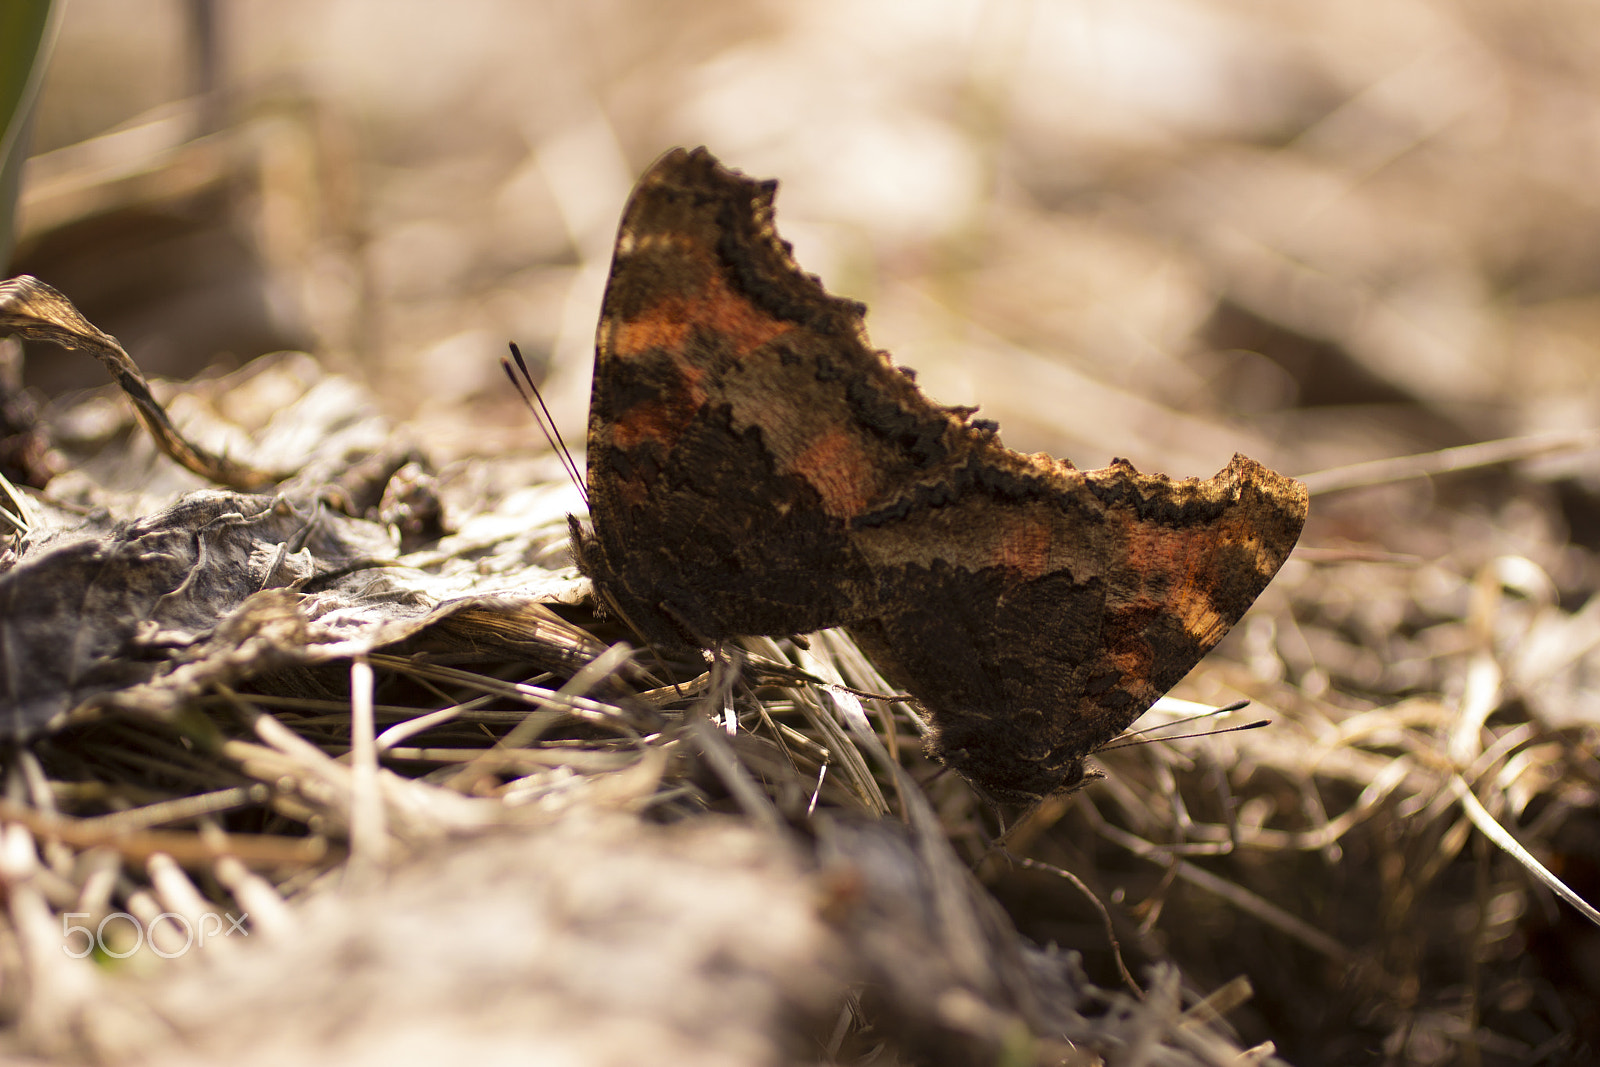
<box><xmin>0</xmin><ymin>0</ymin><xmax>57</xmax><ymax>270</ymax></box>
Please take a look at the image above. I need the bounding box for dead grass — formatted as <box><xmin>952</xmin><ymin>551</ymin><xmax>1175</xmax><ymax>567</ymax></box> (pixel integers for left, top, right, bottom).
<box><xmin>1</xmin><ymin>290</ymin><xmax>1593</xmax><ymax>1065</ymax></box>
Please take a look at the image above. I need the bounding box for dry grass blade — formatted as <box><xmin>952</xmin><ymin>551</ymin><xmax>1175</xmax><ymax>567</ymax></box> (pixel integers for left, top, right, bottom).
<box><xmin>1452</xmin><ymin>775</ymin><xmax>1600</xmax><ymax>928</ymax></box>
<box><xmin>1096</xmin><ymin>821</ymin><xmax>1355</xmax><ymax>965</ymax></box>
<box><xmin>346</xmin><ymin>657</ymin><xmax>386</xmax><ymax>874</ymax></box>
<box><xmin>446</xmin><ymin>641</ymin><xmax>639</xmax><ymax>792</ymax></box>
<box><xmin>686</xmin><ymin>708</ymin><xmax>784</xmax><ymax>831</ymax></box>
<box><xmin>0</xmin><ymin>798</ymin><xmax>328</xmax><ymax>868</ymax></box>
<box><xmin>1180</xmin><ymin>975</ymin><xmax>1255</xmax><ymax>1029</ymax></box>
<box><xmin>72</xmin><ymin>786</ymin><xmax>265</xmax><ymax>834</ymax></box>
<box><xmin>1010</xmin><ymin>850</ymin><xmax>1141</xmax><ymax>996</ymax></box>
<box><xmin>0</xmin><ymin>275</ymin><xmax>279</xmax><ymax>490</ymax></box>
<box><xmin>1298</xmin><ymin>430</ymin><xmax>1600</xmax><ymax>496</ymax></box>
<box><xmin>363</xmin><ymin>653</ymin><xmax>627</xmax><ymax>721</ymax></box>
<box><xmin>0</xmin><ymin>468</ymin><xmax>31</xmax><ymax>535</ymax></box>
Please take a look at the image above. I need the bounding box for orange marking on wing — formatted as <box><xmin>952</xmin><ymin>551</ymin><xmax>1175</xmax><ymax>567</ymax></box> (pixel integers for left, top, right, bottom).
<box><xmin>788</xmin><ymin>429</ymin><xmax>875</xmax><ymax>518</ymax></box>
<box><xmin>613</xmin><ymin>313</ymin><xmax>690</xmax><ymax>358</ymax></box>
<box><xmin>997</xmin><ymin>513</ymin><xmax>1053</xmax><ymax>581</ymax></box>
<box><xmin>611</xmin><ymin>362</ymin><xmax>707</xmax><ymax>450</ymax></box>
<box><xmin>613</xmin><ymin>270</ymin><xmax>793</xmax><ymax>360</ymax></box>
<box><xmin>1119</xmin><ymin>520</ymin><xmax>1230</xmax><ymax>646</ymax></box>
<box><xmin>611</xmin><ymin>400</ymin><xmax>688</xmax><ymax>450</ymax></box>
<box><xmin>1108</xmin><ymin>642</ymin><xmax>1154</xmax><ymax>682</ymax></box>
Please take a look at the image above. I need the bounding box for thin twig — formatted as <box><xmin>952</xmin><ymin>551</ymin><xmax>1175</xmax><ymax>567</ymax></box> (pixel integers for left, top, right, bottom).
<box><xmin>1298</xmin><ymin>430</ymin><xmax>1600</xmax><ymax>496</ymax></box>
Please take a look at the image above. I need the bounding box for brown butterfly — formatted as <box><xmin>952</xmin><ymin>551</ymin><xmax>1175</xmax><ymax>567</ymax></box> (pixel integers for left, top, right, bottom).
<box><xmin>570</xmin><ymin>148</ymin><xmax>1307</xmax><ymax>801</ymax></box>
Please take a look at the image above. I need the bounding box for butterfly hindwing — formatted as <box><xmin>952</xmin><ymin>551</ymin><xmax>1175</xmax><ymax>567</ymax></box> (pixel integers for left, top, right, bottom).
<box><xmin>846</xmin><ymin>453</ymin><xmax>1307</xmax><ymax>801</ymax></box>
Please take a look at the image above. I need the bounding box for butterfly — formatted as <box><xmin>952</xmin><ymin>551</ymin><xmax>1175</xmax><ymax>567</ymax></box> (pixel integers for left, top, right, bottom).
<box><xmin>569</xmin><ymin>148</ymin><xmax>1308</xmax><ymax>802</ymax></box>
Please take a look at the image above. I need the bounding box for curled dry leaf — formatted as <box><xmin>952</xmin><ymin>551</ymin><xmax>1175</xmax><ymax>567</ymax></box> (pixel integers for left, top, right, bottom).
<box><xmin>0</xmin><ymin>276</ymin><xmax>279</xmax><ymax>492</ymax></box>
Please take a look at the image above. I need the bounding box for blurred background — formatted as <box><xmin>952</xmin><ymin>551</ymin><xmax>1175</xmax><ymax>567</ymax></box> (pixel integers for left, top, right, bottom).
<box><xmin>14</xmin><ymin>0</ymin><xmax>1600</xmax><ymax>493</ymax></box>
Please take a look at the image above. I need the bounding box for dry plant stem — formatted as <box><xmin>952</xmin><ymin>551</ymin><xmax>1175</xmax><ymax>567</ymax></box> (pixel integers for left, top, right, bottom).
<box><xmin>684</xmin><ymin>661</ymin><xmax>785</xmax><ymax>831</ymax></box>
<box><xmin>0</xmin><ymin>275</ymin><xmax>280</xmax><ymax>490</ymax></box>
<box><xmin>365</xmin><ymin>652</ymin><xmax>622</xmax><ymax>720</ymax></box>
<box><xmin>790</xmin><ymin>633</ymin><xmax>895</xmax><ymax>812</ymax></box>
<box><xmin>212</xmin><ymin>855</ymin><xmax>295</xmax><ymax>938</ymax></box>
<box><xmin>1169</xmin><ymin>979</ymin><xmax>1281</xmax><ymax>1067</ymax></box>
<box><xmin>383</xmin><ymin>748</ymin><xmax>642</xmax><ymax>772</ymax></box>
<box><xmin>820</xmin><ymin>684</ymin><xmax>1086</xmax><ymax>1045</ymax></box>
<box><xmin>729</xmin><ymin>639</ymin><xmax>811</xmax><ymax>789</ymax></box>
<box><xmin>795</xmin><ymin>686</ymin><xmax>890</xmax><ymax>814</ymax></box>
<box><xmin>276</xmin><ymin>707</ymin><xmax>530</xmax><ymax>729</ymax></box>
<box><xmin>373</xmin><ymin>694</ymin><xmax>499</xmax><ymax>751</ymax></box>
<box><xmin>232</xmin><ymin>694</ymin><xmax>534</xmax><ymax>735</ymax></box>
<box><xmin>685</xmin><ymin>712</ymin><xmax>784</xmax><ymax>829</ymax></box>
<box><xmin>634</xmin><ymin>673</ymin><xmax>711</xmax><ymax>704</ymax></box>
<box><xmin>1451</xmin><ymin>774</ymin><xmax>1600</xmax><ymax>926</ymax></box>
<box><xmin>347</xmin><ymin>657</ymin><xmax>388</xmax><ymax>874</ymax></box>
<box><xmin>1008</xmin><ymin>850</ymin><xmax>1140</xmax><ymax>996</ymax></box>
<box><xmin>0</xmin><ymin>468</ymin><xmax>31</xmax><ymax>534</ymax></box>
<box><xmin>446</xmin><ymin>642</ymin><xmax>637</xmax><ymax>791</ymax></box>
<box><xmin>0</xmin><ymin>798</ymin><xmax>327</xmax><ymax>868</ymax></box>
<box><xmin>772</xmin><ymin>721</ymin><xmax>832</xmax><ymax>766</ymax></box>
<box><xmin>1096</xmin><ymin>820</ymin><xmax>1354</xmax><ymax>964</ymax></box>
<box><xmin>85</xmin><ymin>737</ymin><xmax>236</xmax><ymax>792</ymax></box>
<box><xmin>74</xmin><ymin>786</ymin><xmax>266</xmax><ymax>834</ymax></box>
<box><xmin>16</xmin><ymin>748</ymin><xmax>55</xmax><ymax>820</ymax></box>
<box><xmin>227</xmin><ymin>685</ymin><xmax>510</xmax><ymax>841</ymax></box>
<box><xmin>11</xmin><ymin>875</ymin><xmax>99</xmax><ymax>1055</ymax></box>
<box><xmin>1179</xmin><ymin>975</ymin><xmax>1255</xmax><ymax>1029</ymax></box>
<box><xmin>807</xmin><ymin>764</ymin><xmax>828</xmax><ymax>817</ymax></box>
<box><xmin>1297</xmin><ymin>429</ymin><xmax>1600</xmax><ymax>496</ymax></box>
<box><xmin>748</xmin><ymin>694</ymin><xmax>804</xmax><ymax>789</ymax></box>
<box><xmin>145</xmin><ymin>852</ymin><xmax>220</xmax><ymax>931</ymax></box>
<box><xmin>824</xmin><ymin>997</ymin><xmax>857</xmax><ymax>1061</ymax></box>
<box><xmin>76</xmin><ymin>851</ymin><xmax>120</xmax><ymax>918</ymax></box>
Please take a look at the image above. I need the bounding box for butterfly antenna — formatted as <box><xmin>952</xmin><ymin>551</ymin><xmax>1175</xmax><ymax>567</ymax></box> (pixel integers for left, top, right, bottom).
<box><xmin>1115</xmin><ymin>699</ymin><xmax>1252</xmax><ymax>742</ymax></box>
<box><xmin>503</xmin><ymin>343</ymin><xmax>588</xmax><ymax>507</ymax></box>
<box><xmin>1099</xmin><ymin>714</ymin><xmax>1269</xmax><ymax>754</ymax></box>
<box><xmin>1099</xmin><ymin>700</ymin><xmax>1264</xmax><ymax>751</ymax></box>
